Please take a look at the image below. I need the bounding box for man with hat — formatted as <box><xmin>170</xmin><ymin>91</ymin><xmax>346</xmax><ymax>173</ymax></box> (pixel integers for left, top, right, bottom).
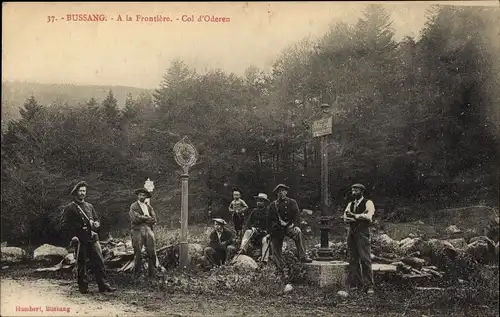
<box><xmin>267</xmin><ymin>184</ymin><xmax>313</xmax><ymax>275</ymax></box>
<box><xmin>129</xmin><ymin>187</ymin><xmax>158</xmax><ymax>279</ymax></box>
<box><xmin>237</xmin><ymin>193</ymin><xmax>271</xmax><ymax>263</ymax></box>
<box><xmin>204</xmin><ymin>218</ymin><xmax>237</xmax><ymax>267</ymax></box>
<box><xmin>60</xmin><ymin>181</ymin><xmax>116</xmax><ymax>293</ymax></box>
<box><xmin>343</xmin><ymin>183</ymin><xmax>376</xmax><ymax>294</ymax></box>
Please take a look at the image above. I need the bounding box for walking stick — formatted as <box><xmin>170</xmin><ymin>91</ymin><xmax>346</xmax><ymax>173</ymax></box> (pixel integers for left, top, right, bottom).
<box><xmin>261</xmin><ymin>237</ymin><xmax>271</xmax><ymax>263</ymax></box>
<box><xmin>71</xmin><ymin>236</ymin><xmax>81</xmax><ymax>279</ymax></box>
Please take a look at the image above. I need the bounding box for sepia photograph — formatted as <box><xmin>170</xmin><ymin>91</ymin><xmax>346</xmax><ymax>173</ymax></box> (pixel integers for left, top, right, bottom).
<box><xmin>1</xmin><ymin>1</ymin><xmax>499</xmax><ymax>316</ymax></box>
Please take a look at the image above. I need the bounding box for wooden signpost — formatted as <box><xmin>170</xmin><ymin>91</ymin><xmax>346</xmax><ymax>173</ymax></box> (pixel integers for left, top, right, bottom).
<box><xmin>173</xmin><ymin>136</ymin><xmax>198</xmax><ymax>267</ymax></box>
<box><xmin>313</xmin><ymin>105</ymin><xmax>334</xmax><ymax>261</ymax></box>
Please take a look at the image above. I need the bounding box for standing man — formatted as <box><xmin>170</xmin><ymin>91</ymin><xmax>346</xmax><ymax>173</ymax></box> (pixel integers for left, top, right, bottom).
<box><xmin>60</xmin><ymin>181</ymin><xmax>116</xmax><ymax>294</ymax></box>
<box><xmin>129</xmin><ymin>188</ymin><xmax>158</xmax><ymax>279</ymax></box>
<box><xmin>237</xmin><ymin>193</ymin><xmax>271</xmax><ymax>263</ymax></box>
<box><xmin>204</xmin><ymin>218</ymin><xmax>237</xmax><ymax>267</ymax></box>
<box><xmin>268</xmin><ymin>184</ymin><xmax>313</xmax><ymax>277</ymax></box>
<box><xmin>343</xmin><ymin>183</ymin><xmax>376</xmax><ymax>294</ymax></box>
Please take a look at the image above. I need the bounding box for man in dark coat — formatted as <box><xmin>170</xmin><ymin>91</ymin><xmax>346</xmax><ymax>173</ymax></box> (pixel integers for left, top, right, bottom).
<box><xmin>204</xmin><ymin>218</ymin><xmax>237</xmax><ymax>266</ymax></box>
<box><xmin>237</xmin><ymin>193</ymin><xmax>271</xmax><ymax>263</ymax></box>
<box><xmin>129</xmin><ymin>188</ymin><xmax>158</xmax><ymax>279</ymax></box>
<box><xmin>60</xmin><ymin>181</ymin><xmax>116</xmax><ymax>293</ymax></box>
<box><xmin>267</xmin><ymin>184</ymin><xmax>313</xmax><ymax>275</ymax></box>
<box><xmin>343</xmin><ymin>183</ymin><xmax>376</xmax><ymax>294</ymax></box>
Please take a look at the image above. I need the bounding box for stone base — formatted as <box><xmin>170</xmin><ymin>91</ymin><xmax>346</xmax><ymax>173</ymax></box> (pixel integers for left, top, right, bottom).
<box><xmin>304</xmin><ymin>261</ymin><xmax>399</xmax><ymax>288</ymax></box>
<box><xmin>304</xmin><ymin>260</ymin><xmax>349</xmax><ymax>288</ymax></box>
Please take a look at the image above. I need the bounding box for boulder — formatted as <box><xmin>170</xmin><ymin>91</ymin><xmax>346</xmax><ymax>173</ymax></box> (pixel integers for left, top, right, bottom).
<box><xmin>188</xmin><ymin>243</ymin><xmax>204</xmax><ymax>263</ymax></box>
<box><xmin>232</xmin><ymin>254</ymin><xmax>258</xmax><ymax>271</ymax></box>
<box><xmin>418</xmin><ymin>239</ymin><xmax>457</xmax><ymax>268</ymax></box>
<box><xmin>448</xmin><ymin>238</ymin><xmax>467</xmax><ymax>250</ymax></box>
<box><xmin>373</xmin><ymin>234</ymin><xmax>399</xmax><ymax>253</ymax></box>
<box><xmin>63</xmin><ymin>253</ymin><xmax>76</xmax><ymax>266</ymax></box>
<box><xmin>466</xmin><ymin>238</ymin><xmax>495</xmax><ymax>264</ymax></box>
<box><xmin>399</xmin><ymin>238</ymin><xmax>423</xmax><ymax>255</ymax></box>
<box><xmin>445</xmin><ymin>225</ymin><xmax>462</xmax><ymax>235</ymax></box>
<box><xmin>1</xmin><ymin>247</ymin><xmax>27</xmax><ymax>264</ymax></box>
<box><xmin>33</xmin><ymin>244</ymin><xmax>68</xmax><ymax>264</ymax></box>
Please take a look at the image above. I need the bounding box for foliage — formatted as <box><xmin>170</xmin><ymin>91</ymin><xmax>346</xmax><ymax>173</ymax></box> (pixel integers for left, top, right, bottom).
<box><xmin>1</xmin><ymin>5</ymin><xmax>499</xmax><ymax>246</ymax></box>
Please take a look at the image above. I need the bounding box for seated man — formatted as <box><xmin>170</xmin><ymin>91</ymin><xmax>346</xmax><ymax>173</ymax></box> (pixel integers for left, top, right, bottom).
<box><xmin>238</xmin><ymin>193</ymin><xmax>271</xmax><ymax>263</ymax></box>
<box><xmin>204</xmin><ymin>218</ymin><xmax>237</xmax><ymax>267</ymax></box>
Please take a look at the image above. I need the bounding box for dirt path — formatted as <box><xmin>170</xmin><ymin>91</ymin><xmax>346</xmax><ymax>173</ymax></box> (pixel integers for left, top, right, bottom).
<box><xmin>0</xmin><ymin>278</ymin><xmax>163</xmax><ymax>317</ymax></box>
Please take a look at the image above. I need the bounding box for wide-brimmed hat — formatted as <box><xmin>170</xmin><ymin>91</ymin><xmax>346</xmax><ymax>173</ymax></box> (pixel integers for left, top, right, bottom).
<box><xmin>70</xmin><ymin>181</ymin><xmax>88</xmax><ymax>196</ymax></box>
<box><xmin>254</xmin><ymin>193</ymin><xmax>270</xmax><ymax>202</ymax></box>
<box><xmin>213</xmin><ymin>218</ymin><xmax>227</xmax><ymax>225</ymax></box>
<box><xmin>135</xmin><ymin>188</ymin><xmax>152</xmax><ymax>198</ymax></box>
<box><xmin>351</xmin><ymin>183</ymin><xmax>366</xmax><ymax>191</ymax></box>
<box><xmin>273</xmin><ymin>184</ymin><xmax>290</xmax><ymax>193</ymax></box>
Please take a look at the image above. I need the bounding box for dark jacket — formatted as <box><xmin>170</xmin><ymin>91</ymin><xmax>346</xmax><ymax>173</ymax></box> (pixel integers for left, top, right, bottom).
<box><xmin>60</xmin><ymin>200</ymin><xmax>99</xmax><ymax>244</ymax></box>
<box><xmin>129</xmin><ymin>201</ymin><xmax>158</xmax><ymax>231</ymax></box>
<box><xmin>208</xmin><ymin>227</ymin><xmax>235</xmax><ymax>251</ymax></box>
<box><xmin>245</xmin><ymin>205</ymin><xmax>269</xmax><ymax>232</ymax></box>
<box><xmin>267</xmin><ymin>197</ymin><xmax>300</xmax><ymax>235</ymax></box>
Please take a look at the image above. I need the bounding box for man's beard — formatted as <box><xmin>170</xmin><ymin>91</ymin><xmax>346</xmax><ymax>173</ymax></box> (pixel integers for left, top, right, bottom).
<box><xmin>352</xmin><ymin>193</ymin><xmax>362</xmax><ymax>199</ymax></box>
<box><xmin>77</xmin><ymin>195</ymin><xmax>85</xmax><ymax>201</ymax></box>
<box><xmin>139</xmin><ymin>198</ymin><xmax>146</xmax><ymax>202</ymax></box>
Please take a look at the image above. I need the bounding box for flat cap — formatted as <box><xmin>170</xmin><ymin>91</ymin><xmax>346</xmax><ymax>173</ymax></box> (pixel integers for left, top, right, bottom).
<box><xmin>70</xmin><ymin>181</ymin><xmax>88</xmax><ymax>196</ymax></box>
<box><xmin>351</xmin><ymin>183</ymin><xmax>366</xmax><ymax>190</ymax></box>
<box><xmin>213</xmin><ymin>218</ymin><xmax>227</xmax><ymax>225</ymax></box>
<box><xmin>273</xmin><ymin>184</ymin><xmax>290</xmax><ymax>192</ymax></box>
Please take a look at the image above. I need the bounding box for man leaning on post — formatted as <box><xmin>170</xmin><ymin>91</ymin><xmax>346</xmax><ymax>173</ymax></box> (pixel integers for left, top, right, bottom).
<box><xmin>343</xmin><ymin>183</ymin><xmax>376</xmax><ymax>295</ymax></box>
<box><xmin>129</xmin><ymin>187</ymin><xmax>158</xmax><ymax>279</ymax></box>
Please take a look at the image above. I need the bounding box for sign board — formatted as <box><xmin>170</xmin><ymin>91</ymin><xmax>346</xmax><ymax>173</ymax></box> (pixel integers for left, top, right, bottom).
<box><xmin>174</xmin><ymin>136</ymin><xmax>198</xmax><ymax>172</ymax></box>
<box><xmin>312</xmin><ymin>117</ymin><xmax>332</xmax><ymax>137</ymax></box>
<box><xmin>144</xmin><ymin>178</ymin><xmax>155</xmax><ymax>192</ymax></box>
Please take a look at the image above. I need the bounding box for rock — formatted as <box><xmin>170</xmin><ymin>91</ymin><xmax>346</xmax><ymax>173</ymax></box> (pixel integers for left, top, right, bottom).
<box><xmin>399</xmin><ymin>238</ymin><xmax>413</xmax><ymax>246</ymax></box>
<box><xmin>125</xmin><ymin>240</ymin><xmax>133</xmax><ymax>249</ymax></box>
<box><xmin>232</xmin><ymin>254</ymin><xmax>258</xmax><ymax>271</ymax></box>
<box><xmin>373</xmin><ymin>234</ymin><xmax>399</xmax><ymax>253</ymax></box>
<box><xmin>417</xmin><ymin>239</ymin><xmax>457</xmax><ymax>268</ymax></box>
<box><xmin>466</xmin><ymin>240</ymin><xmax>492</xmax><ymax>263</ymax></box>
<box><xmin>1</xmin><ymin>247</ymin><xmax>27</xmax><ymax>264</ymax></box>
<box><xmin>337</xmin><ymin>290</ymin><xmax>349</xmax><ymax>298</ymax></box>
<box><xmin>448</xmin><ymin>238</ymin><xmax>467</xmax><ymax>250</ymax></box>
<box><xmin>33</xmin><ymin>244</ymin><xmax>68</xmax><ymax>264</ymax></box>
<box><xmin>445</xmin><ymin>225</ymin><xmax>462</xmax><ymax>235</ymax></box>
<box><xmin>399</xmin><ymin>238</ymin><xmax>423</xmax><ymax>255</ymax></box>
<box><xmin>188</xmin><ymin>243</ymin><xmax>204</xmax><ymax>263</ymax></box>
<box><xmin>284</xmin><ymin>284</ymin><xmax>294</xmax><ymax>293</ymax></box>
<box><xmin>414</xmin><ymin>220</ymin><xmax>425</xmax><ymax>225</ymax></box>
<box><xmin>314</xmin><ymin>242</ymin><xmax>337</xmax><ymax>248</ymax></box>
<box><xmin>1</xmin><ymin>242</ymin><xmax>7</xmax><ymax>247</ymax></box>
<box><xmin>302</xmin><ymin>209</ymin><xmax>313</xmax><ymax>215</ymax></box>
<box><xmin>63</xmin><ymin>253</ymin><xmax>76</xmax><ymax>265</ymax></box>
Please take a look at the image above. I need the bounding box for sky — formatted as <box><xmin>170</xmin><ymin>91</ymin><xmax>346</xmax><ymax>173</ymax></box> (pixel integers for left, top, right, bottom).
<box><xmin>2</xmin><ymin>1</ymin><xmax>498</xmax><ymax>89</ymax></box>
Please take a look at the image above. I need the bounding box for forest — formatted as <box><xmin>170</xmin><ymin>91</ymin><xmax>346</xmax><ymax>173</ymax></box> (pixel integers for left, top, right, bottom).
<box><xmin>1</xmin><ymin>5</ymin><xmax>499</xmax><ymax>246</ymax></box>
